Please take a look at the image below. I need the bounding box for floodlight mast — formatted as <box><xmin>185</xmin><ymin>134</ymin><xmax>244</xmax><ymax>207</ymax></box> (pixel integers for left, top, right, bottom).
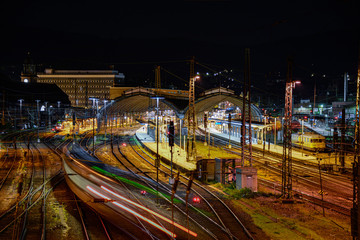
<box><xmin>351</xmin><ymin>50</ymin><xmax>360</xmax><ymax>239</ymax></box>
<box><xmin>187</xmin><ymin>57</ymin><xmax>198</xmax><ymax>161</ymax></box>
<box><xmin>281</xmin><ymin>59</ymin><xmax>300</xmax><ymax>200</ymax></box>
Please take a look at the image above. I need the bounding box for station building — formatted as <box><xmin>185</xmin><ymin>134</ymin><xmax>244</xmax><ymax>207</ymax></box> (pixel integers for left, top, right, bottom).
<box><xmin>37</xmin><ymin>69</ymin><xmax>125</xmax><ymax>108</ymax></box>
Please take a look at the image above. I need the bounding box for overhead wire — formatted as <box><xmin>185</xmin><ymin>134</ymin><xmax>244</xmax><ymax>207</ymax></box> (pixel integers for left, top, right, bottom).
<box><xmin>196</xmin><ymin>60</ymin><xmax>285</xmax><ymax>98</ymax></box>
<box><xmin>160</xmin><ymin>66</ymin><xmax>206</xmax><ymax>91</ymax></box>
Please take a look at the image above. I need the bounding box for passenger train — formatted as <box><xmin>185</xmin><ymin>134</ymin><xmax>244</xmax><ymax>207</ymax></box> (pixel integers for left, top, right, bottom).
<box><xmin>291</xmin><ymin>132</ymin><xmax>326</xmax><ymax>152</ymax></box>
<box><xmin>209</xmin><ymin>118</ymin><xmax>326</xmax><ymax>152</ymax></box>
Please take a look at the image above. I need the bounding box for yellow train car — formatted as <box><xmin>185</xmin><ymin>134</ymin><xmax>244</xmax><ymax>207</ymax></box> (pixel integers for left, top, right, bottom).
<box><xmin>291</xmin><ymin>132</ymin><xmax>326</xmax><ymax>152</ymax></box>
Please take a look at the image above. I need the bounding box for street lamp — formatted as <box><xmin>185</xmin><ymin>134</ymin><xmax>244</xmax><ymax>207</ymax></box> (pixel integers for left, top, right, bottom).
<box><xmin>48</xmin><ymin>106</ymin><xmax>52</xmax><ymax>128</ymax></box>
<box><xmin>151</xmin><ymin>95</ymin><xmax>164</xmax><ymax>205</ymax></box>
<box><xmin>35</xmin><ymin>100</ymin><xmax>41</xmax><ymax>143</ymax></box>
<box><xmin>104</xmin><ymin>99</ymin><xmax>108</xmax><ymax>148</ymax></box>
<box><xmin>301</xmin><ymin>119</ymin><xmax>304</xmax><ymax>156</ymax></box>
<box><xmin>44</xmin><ymin>101</ymin><xmax>48</xmax><ymax>129</ymax></box>
<box><xmin>18</xmin><ymin>99</ymin><xmax>24</xmax><ymax>130</ymax></box>
<box><xmin>89</xmin><ymin>97</ymin><xmax>99</xmax><ymax>154</ymax></box>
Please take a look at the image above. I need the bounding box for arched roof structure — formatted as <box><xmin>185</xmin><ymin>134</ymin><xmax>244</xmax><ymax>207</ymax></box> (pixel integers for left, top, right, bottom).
<box><xmin>98</xmin><ymin>87</ymin><xmax>262</xmax><ymax>126</ymax></box>
<box><xmin>186</xmin><ymin>92</ymin><xmax>263</xmax><ymax>122</ymax></box>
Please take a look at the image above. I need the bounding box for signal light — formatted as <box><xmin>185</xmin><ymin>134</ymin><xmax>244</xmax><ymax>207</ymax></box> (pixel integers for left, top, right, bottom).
<box><xmin>168</xmin><ymin>121</ymin><xmax>174</xmax><ymax>147</ymax></box>
<box><xmin>172</xmin><ymin>172</ymin><xmax>180</xmax><ymax>194</ymax></box>
<box><xmin>122</xmin><ymin>143</ymin><xmax>127</xmax><ymax>146</ymax></box>
<box><xmin>228</xmin><ymin>113</ymin><xmax>231</xmax><ymax>128</ymax></box>
<box><xmin>186</xmin><ymin>172</ymin><xmax>194</xmax><ymax>194</ymax></box>
<box><xmin>192</xmin><ymin>197</ymin><xmax>200</xmax><ymax>203</ymax></box>
<box><xmin>141</xmin><ymin>190</ymin><xmax>147</xmax><ymax>195</ymax></box>
<box><xmin>204</xmin><ymin>113</ymin><xmax>208</xmax><ymax>128</ymax></box>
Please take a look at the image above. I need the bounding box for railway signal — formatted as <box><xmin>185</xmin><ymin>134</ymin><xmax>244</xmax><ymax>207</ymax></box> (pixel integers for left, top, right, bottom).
<box><xmin>168</xmin><ymin>120</ymin><xmax>174</xmax><ymax>147</ymax></box>
<box><xmin>171</xmin><ymin>172</ymin><xmax>180</xmax><ymax>195</ymax></box>
<box><xmin>228</xmin><ymin>113</ymin><xmax>232</xmax><ymax>148</ymax></box>
<box><xmin>204</xmin><ymin>113</ymin><xmax>208</xmax><ymax>129</ymax></box>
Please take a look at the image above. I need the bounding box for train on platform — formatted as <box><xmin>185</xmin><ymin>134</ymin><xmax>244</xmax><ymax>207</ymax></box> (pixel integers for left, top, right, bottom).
<box><xmin>291</xmin><ymin>132</ymin><xmax>326</xmax><ymax>152</ymax></box>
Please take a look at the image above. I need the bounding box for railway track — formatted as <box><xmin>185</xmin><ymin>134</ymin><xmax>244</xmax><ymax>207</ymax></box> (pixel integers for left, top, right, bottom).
<box><xmin>259</xmin><ymin>178</ymin><xmax>351</xmax><ymax>216</ymax></box>
<box><xmin>0</xmin><ymin>146</ymin><xmax>16</xmax><ymax>192</ymax></box>
<box><xmin>106</xmin><ymin>132</ymin><xmax>254</xmax><ymax>240</ymax></box>
<box><xmin>96</xmin><ymin>134</ymin><xmax>219</xmax><ymax>239</ymax></box>
<box><xmin>73</xmin><ymin>194</ymin><xmax>114</xmax><ymax>240</ymax></box>
<box><xmin>0</xmin><ymin>132</ymin><xmax>64</xmax><ymax>239</ymax></box>
<box><xmin>196</xmin><ymin>130</ymin><xmax>353</xmax><ymax>215</ymax></box>
<box><xmin>68</xmin><ymin>134</ymin><xmax>171</xmax><ymax>239</ymax></box>
<box><xmin>45</xmin><ymin>133</ymin><xmax>123</xmax><ymax>240</ymax></box>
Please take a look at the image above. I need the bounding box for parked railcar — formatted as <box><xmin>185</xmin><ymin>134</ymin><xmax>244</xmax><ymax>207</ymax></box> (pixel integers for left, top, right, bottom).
<box><xmin>291</xmin><ymin>132</ymin><xmax>326</xmax><ymax>151</ymax></box>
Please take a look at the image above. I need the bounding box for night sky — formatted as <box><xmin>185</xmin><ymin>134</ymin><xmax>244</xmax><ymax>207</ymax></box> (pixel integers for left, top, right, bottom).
<box><xmin>1</xmin><ymin>0</ymin><xmax>360</xmax><ymax>99</ymax></box>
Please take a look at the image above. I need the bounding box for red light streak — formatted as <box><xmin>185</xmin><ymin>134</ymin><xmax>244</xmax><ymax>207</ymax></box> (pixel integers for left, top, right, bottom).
<box><xmin>86</xmin><ymin>186</ymin><xmax>176</xmax><ymax>238</ymax></box>
<box><xmin>101</xmin><ymin>186</ymin><xmax>198</xmax><ymax>237</ymax></box>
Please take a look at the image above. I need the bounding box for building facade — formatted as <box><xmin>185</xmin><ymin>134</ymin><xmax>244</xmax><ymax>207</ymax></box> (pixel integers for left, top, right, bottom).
<box><xmin>37</xmin><ymin>69</ymin><xmax>125</xmax><ymax>108</ymax></box>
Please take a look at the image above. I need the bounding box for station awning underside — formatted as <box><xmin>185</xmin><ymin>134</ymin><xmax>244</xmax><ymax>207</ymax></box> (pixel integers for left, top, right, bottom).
<box><xmin>101</xmin><ymin>92</ymin><xmax>262</xmax><ymax>120</ymax></box>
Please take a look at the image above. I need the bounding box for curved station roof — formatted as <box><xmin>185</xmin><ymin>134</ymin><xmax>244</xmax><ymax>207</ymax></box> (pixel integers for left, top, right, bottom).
<box><xmin>100</xmin><ymin>87</ymin><xmax>262</xmax><ymax>121</ymax></box>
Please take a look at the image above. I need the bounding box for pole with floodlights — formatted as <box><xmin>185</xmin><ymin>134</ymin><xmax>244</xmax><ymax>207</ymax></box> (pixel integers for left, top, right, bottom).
<box><xmin>281</xmin><ymin>58</ymin><xmax>301</xmax><ymax>201</ymax></box>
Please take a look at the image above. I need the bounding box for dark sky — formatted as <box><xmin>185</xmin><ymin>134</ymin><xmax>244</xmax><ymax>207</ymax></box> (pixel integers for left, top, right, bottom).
<box><xmin>1</xmin><ymin>0</ymin><xmax>360</xmax><ymax>93</ymax></box>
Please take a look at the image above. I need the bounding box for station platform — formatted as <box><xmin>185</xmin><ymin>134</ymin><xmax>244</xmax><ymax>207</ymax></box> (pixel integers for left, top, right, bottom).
<box><xmin>303</xmin><ymin>122</ymin><xmax>332</xmax><ymax>136</ymax></box>
<box><xmin>200</xmin><ymin>126</ymin><xmax>354</xmax><ymax>169</ymax></box>
<box><xmin>135</xmin><ymin>125</ymin><xmax>353</xmax><ymax>171</ymax></box>
<box><xmin>135</xmin><ymin>128</ymin><xmax>197</xmax><ymax>171</ymax></box>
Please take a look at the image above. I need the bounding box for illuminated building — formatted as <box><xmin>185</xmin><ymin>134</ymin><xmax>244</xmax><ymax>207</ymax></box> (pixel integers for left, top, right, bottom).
<box><xmin>37</xmin><ymin>69</ymin><xmax>125</xmax><ymax>108</ymax></box>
